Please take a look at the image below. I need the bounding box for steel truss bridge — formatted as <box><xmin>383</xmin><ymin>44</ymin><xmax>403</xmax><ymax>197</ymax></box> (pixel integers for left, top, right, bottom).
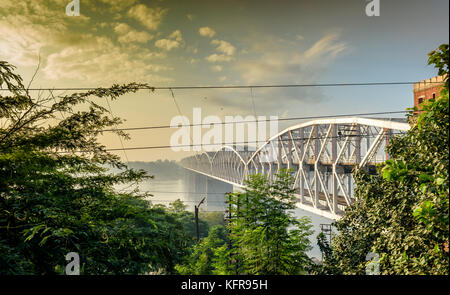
<box><xmin>180</xmin><ymin>117</ymin><xmax>410</xmax><ymax>220</ymax></box>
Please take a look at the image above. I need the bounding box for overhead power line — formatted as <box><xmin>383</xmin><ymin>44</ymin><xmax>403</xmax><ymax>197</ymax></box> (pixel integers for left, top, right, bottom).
<box><xmin>98</xmin><ymin>132</ymin><xmax>404</xmax><ymax>152</ymax></box>
<box><xmin>101</xmin><ymin>110</ymin><xmax>410</xmax><ymax>132</ymax></box>
<box><xmin>104</xmin><ymin>97</ymin><xmax>129</xmax><ymax>163</ymax></box>
<box><xmin>148</xmin><ymin>199</ymin><xmax>228</xmax><ymax>204</ymax></box>
<box><xmin>0</xmin><ymin>81</ymin><xmax>444</xmax><ymax>92</ymax></box>
<box><xmin>146</xmin><ymin>191</ymin><xmax>228</xmax><ymax>196</ymax></box>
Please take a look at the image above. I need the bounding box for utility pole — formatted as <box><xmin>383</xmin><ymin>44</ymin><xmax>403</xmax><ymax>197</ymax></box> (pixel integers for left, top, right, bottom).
<box><xmin>224</xmin><ymin>192</ymin><xmax>232</xmax><ymax>251</ymax></box>
<box><xmin>194</xmin><ymin>196</ymin><xmax>206</xmax><ymax>242</ymax></box>
<box><xmin>224</xmin><ymin>192</ymin><xmax>236</xmax><ymax>274</ymax></box>
<box><xmin>320</xmin><ymin>223</ymin><xmax>332</xmax><ymax>262</ymax></box>
<box><xmin>320</xmin><ymin>223</ymin><xmax>332</xmax><ymax>244</ymax></box>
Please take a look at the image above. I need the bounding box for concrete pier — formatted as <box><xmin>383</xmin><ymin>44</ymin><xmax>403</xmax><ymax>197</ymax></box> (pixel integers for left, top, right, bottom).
<box><xmin>183</xmin><ymin>169</ymin><xmax>233</xmax><ymax>211</ymax></box>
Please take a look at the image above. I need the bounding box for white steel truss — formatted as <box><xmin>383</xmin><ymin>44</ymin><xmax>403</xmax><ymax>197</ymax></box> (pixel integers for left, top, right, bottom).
<box><xmin>180</xmin><ymin>117</ymin><xmax>410</xmax><ymax>220</ymax></box>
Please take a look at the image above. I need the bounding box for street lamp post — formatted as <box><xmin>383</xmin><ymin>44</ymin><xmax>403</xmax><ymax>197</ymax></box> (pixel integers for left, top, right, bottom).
<box><xmin>195</xmin><ymin>196</ymin><xmax>206</xmax><ymax>242</ymax></box>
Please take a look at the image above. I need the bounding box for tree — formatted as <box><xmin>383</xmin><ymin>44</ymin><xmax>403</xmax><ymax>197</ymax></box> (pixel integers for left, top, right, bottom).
<box><xmin>0</xmin><ymin>61</ymin><xmax>189</xmax><ymax>274</ymax></box>
<box><xmin>166</xmin><ymin>199</ymin><xmax>210</xmax><ymax>241</ymax></box>
<box><xmin>175</xmin><ymin>225</ymin><xmax>228</xmax><ymax>275</ymax></box>
<box><xmin>218</xmin><ymin>170</ymin><xmax>313</xmax><ymax>275</ymax></box>
<box><xmin>427</xmin><ymin>44</ymin><xmax>449</xmax><ymax>88</ymax></box>
<box><xmin>318</xmin><ymin>45</ymin><xmax>449</xmax><ymax>275</ymax></box>
<box><xmin>199</xmin><ymin>211</ymin><xmax>226</xmax><ymax>228</ymax></box>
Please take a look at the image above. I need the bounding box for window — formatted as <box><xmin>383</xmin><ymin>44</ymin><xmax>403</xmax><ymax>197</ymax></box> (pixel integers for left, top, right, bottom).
<box><xmin>432</xmin><ymin>93</ymin><xmax>436</xmax><ymax>99</ymax></box>
<box><xmin>418</xmin><ymin>97</ymin><xmax>424</xmax><ymax>104</ymax></box>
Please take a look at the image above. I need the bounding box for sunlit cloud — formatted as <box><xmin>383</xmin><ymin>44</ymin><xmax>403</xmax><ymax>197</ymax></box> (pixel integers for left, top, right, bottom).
<box><xmin>42</xmin><ymin>35</ymin><xmax>173</xmax><ymax>84</ymax></box>
<box><xmin>127</xmin><ymin>4</ymin><xmax>168</xmax><ymax>30</ymax></box>
<box><xmin>211</xmin><ymin>65</ymin><xmax>223</xmax><ymax>72</ymax></box>
<box><xmin>211</xmin><ymin>39</ymin><xmax>236</xmax><ymax>56</ymax></box>
<box><xmin>205</xmin><ymin>54</ymin><xmax>233</xmax><ymax>63</ymax></box>
<box><xmin>168</xmin><ymin>30</ymin><xmax>183</xmax><ymax>42</ymax></box>
<box><xmin>199</xmin><ymin>27</ymin><xmax>216</xmax><ymax>38</ymax></box>
<box><xmin>114</xmin><ymin>23</ymin><xmax>154</xmax><ymax>44</ymax></box>
<box><xmin>154</xmin><ymin>30</ymin><xmax>184</xmax><ymax>51</ymax></box>
<box><xmin>236</xmin><ymin>33</ymin><xmax>348</xmax><ymax>84</ymax></box>
<box><xmin>155</xmin><ymin>39</ymin><xmax>181</xmax><ymax>51</ymax></box>
<box><xmin>98</xmin><ymin>0</ymin><xmax>138</xmax><ymax>11</ymax></box>
<box><xmin>202</xmin><ymin>32</ymin><xmax>351</xmax><ymax>114</ymax></box>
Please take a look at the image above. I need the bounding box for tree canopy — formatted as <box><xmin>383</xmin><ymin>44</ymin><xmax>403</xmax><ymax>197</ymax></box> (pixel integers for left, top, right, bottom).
<box><xmin>0</xmin><ymin>61</ymin><xmax>191</xmax><ymax>274</ymax></box>
<box><xmin>317</xmin><ymin>44</ymin><xmax>449</xmax><ymax>275</ymax></box>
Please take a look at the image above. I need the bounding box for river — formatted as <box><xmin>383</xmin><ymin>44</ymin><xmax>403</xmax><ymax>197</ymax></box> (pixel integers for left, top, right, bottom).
<box><xmin>133</xmin><ymin>178</ymin><xmax>333</xmax><ymax>260</ymax></box>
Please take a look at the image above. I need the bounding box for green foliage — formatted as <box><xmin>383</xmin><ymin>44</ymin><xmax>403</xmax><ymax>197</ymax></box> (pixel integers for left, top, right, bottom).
<box><xmin>176</xmin><ymin>171</ymin><xmax>312</xmax><ymax>275</ymax></box>
<box><xmin>199</xmin><ymin>211</ymin><xmax>226</xmax><ymax>228</ymax></box>
<box><xmin>166</xmin><ymin>199</ymin><xmax>210</xmax><ymax>240</ymax></box>
<box><xmin>427</xmin><ymin>44</ymin><xmax>449</xmax><ymax>88</ymax></box>
<box><xmin>319</xmin><ymin>45</ymin><xmax>449</xmax><ymax>275</ymax></box>
<box><xmin>175</xmin><ymin>225</ymin><xmax>228</xmax><ymax>275</ymax></box>
<box><xmin>312</xmin><ymin>232</ymin><xmax>340</xmax><ymax>275</ymax></box>
<box><xmin>219</xmin><ymin>170</ymin><xmax>313</xmax><ymax>275</ymax></box>
<box><xmin>168</xmin><ymin>199</ymin><xmax>188</xmax><ymax>213</ymax></box>
<box><xmin>0</xmin><ymin>61</ymin><xmax>190</xmax><ymax>274</ymax></box>
<box><xmin>175</xmin><ymin>170</ymin><xmax>313</xmax><ymax>275</ymax></box>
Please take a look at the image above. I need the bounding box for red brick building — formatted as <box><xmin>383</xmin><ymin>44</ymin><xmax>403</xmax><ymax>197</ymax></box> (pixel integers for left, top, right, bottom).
<box><xmin>413</xmin><ymin>75</ymin><xmax>446</xmax><ymax>109</ymax></box>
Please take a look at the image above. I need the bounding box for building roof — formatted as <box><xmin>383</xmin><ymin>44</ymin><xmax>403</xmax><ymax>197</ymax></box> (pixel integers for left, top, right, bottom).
<box><xmin>413</xmin><ymin>75</ymin><xmax>447</xmax><ymax>92</ymax></box>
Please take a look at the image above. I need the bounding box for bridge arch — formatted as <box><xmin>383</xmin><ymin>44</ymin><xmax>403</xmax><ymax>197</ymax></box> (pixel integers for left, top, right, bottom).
<box><xmin>181</xmin><ymin>117</ymin><xmax>410</xmax><ymax>219</ymax></box>
<box><xmin>210</xmin><ymin>145</ymin><xmax>247</xmax><ymax>185</ymax></box>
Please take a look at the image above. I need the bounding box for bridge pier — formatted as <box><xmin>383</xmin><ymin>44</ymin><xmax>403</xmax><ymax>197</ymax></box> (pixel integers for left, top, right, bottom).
<box><xmin>184</xmin><ymin>169</ymin><xmax>233</xmax><ymax>211</ymax></box>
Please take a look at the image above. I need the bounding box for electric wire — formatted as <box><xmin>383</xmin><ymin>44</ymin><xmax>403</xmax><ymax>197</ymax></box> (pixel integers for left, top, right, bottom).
<box><xmin>100</xmin><ymin>110</ymin><xmax>411</xmax><ymax>132</ymax></box>
<box><xmin>1</xmin><ymin>81</ymin><xmax>444</xmax><ymax>92</ymax></box>
<box><xmin>77</xmin><ymin>132</ymin><xmax>405</xmax><ymax>152</ymax></box>
<box><xmin>104</xmin><ymin>97</ymin><xmax>129</xmax><ymax>163</ymax></box>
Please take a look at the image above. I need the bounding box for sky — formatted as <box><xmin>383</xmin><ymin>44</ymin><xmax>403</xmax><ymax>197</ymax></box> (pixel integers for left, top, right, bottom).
<box><xmin>0</xmin><ymin>0</ymin><xmax>448</xmax><ymax>161</ymax></box>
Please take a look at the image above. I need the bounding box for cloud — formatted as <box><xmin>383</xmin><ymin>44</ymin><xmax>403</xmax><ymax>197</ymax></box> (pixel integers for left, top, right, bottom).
<box><xmin>218</xmin><ymin>33</ymin><xmax>350</xmax><ymax>113</ymax></box>
<box><xmin>137</xmin><ymin>50</ymin><xmax>167</xmax><ymax>60</ymax></box>
<box><xmin>211</xmin><ymin>65</ymin><xmax>223</xmax><ymax>72</ymax></box>
<box><xmin>114</xmin><ymin>23</ymin><xmax>153</xmax><ymax>44</ymax></box>
<box><xmin>205</xmin><ymin>54</ymin><xmax>233</xmax><ymax>63</ymax></box>
<box><xmin>301</xmin><ymin>33</ymin><xmax>346</xmax><ymax>61</ymax></box>
<box><xmin>98</xmin><ymin>0</ymin><xmax>138</xmax><ymax>11</ymax></box>
<box><xmin>0</xmin><ymin>0</ymin><xmax>77</xmax><ymax>66</ymax></box>
<box><xmin>236</xmin><ymin>33</ymin><xmax>348</xmax><ymax>84</ymax></box>
<box><xmin>168</xmin><ymin>30</ymin><xmax>183</xmax><ymax>42</ymax></box>
<box><xmin>0</xmin><ymin>1</ymin><xmax>174</xmax><ymax>85</ymax></box>
<box><xmin>154</xmin><ymin>30</ymin><xmax>184</xmax><ymax>51</ymax></box>
<box><xmin>211</xmin><ymin>39</ymin><xmax>236</xmax><ymax>56</ymax></box>
<box><xmin>0</xmin><ymin>15</ymin><xmax>51</xmax><ymax>66</ymax></box>
<box><xmin>199</xmin><ymin>27</ymin><xmax>216</xmax><ymax>38</ymax></box>
<box><xmin>43</xmin><ymin>35</ymin><xmax>173</xmax><ymax>84</ymax></box>
<box><xmin>205</xmin><ymin>39</ymin><xmax>236</xmax><ymax>63</ymax></box>
<box><xmin>155</xmin><ymin>39</ymin><xmax>181</xmax><ymax>51</ymax></box>
<box><xmin>127</xmin><ymin>4</ymin><xmax>168</xmax><ymax>30</ymax></box>
<box><xmin>118</xmin><ymin>31</ymin><xmax>153</xmax><ymax>44</ymax></box>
